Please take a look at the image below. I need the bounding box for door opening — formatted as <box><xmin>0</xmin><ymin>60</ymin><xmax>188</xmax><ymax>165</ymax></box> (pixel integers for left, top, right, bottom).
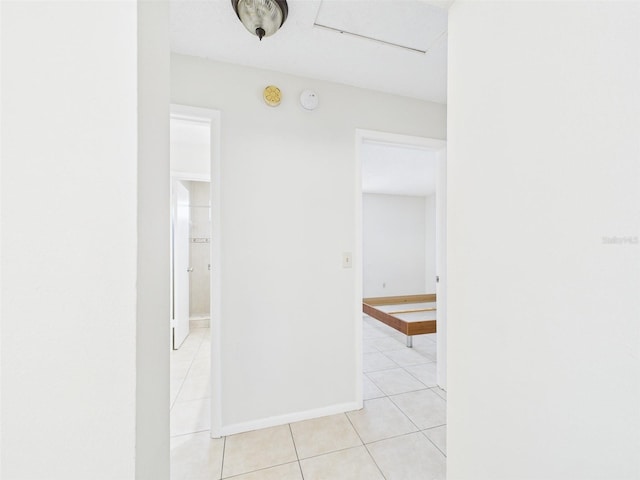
<box><xmin>170</xmin><ymin>179</ymin><xmax>211</xmax><ymax>350</ymax></box>
<box><xmin>169</xmin><ymin>104</ymin><xmax>223</xmax><ymax>441</ymax></box>
<box><xmin>171</xmin><ymin>179</ymin><xmax>193</xmax><ymax>349</ymax></box>
<box><xmin>356</xmin><ymin>130</ymin><xmax>447</xmax><ymax>390</ymax></box>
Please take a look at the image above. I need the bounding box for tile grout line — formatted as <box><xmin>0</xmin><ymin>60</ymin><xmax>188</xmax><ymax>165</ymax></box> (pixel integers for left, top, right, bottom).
<box><xmin>382</xmin><ymin>358</ymin><xmax>448</xmax><ymax>460</ymax></box>
<box><xmin>369</xmin><ymin>355</ymin><xmax>435</xmax><ymax>444</ymax></box>
<box><xmin>402</xmin><ymin>364</ymin><xmax>438</xmax><ymax>388</ymax></box>
<box><xmin>344</xmin><ymin>411</ymin><xmax>388</xmax><ymax>479</ymax></box>
<box><xmin>288</xmin><ymin>423</ymin><xmax>300</xmax><ymax>460</ymax></box>
<box><xmin>362</xmin><ymin>343</ymin><xmax>448</xmax><ymax>474</ymax></box>
<box><xmin>221</xmin><ymin>425</ymin><xmax>302</xmax><ymax>479</ymax></box>
<box><xmin>381</xmin><ymin>389</ymin><xmax>423</xmax><ymax>440</ymax></box>
<box><xmin>293</xmin><ymin>443</ymin><xmax>367</xmax><ymax>462</ymax></box>
<box><xmin>385</xmin><ymin>371</ymin><xmax>434</xmax><ymax>433</ymax></box>
<box><xmin>364</xmin><ymin>314</ymin><xmax>446</xmax><ymax>458</ymax></box>
<box><xmin>169</xmin><ymin>331</ymin><xmax>206</xmax><ymax>411</ymax></box>
<box><xmin>169</xmin><ymin>356</ymin><xmax>194</xmax><ymax>411</ymax></box>
<box><xmin>170</xmin><ymin>427</ymin><xmax>210</xmax><ymax>439</ymax></box>
<box><xmin>420</xmin><ymin>427</ymin><xmax>447</xmax><ymax>458</ymax></box>
<box><xmin>364</xmin><ymin>429</ymin><xmax>435</xmax><ymax>448</ymax></box>
<box><xmin>172</xmin><ymin>323</ymin><xmax>445</xmax><ymax>479</ymax></box>
<box><xmin>219</xmin><ymin>436</ymin><xmax>226</xmax><ymax>480</ymax></box>
<box><xmin>362</xmin><ymin>442</ymin><xmax>388</xmax><ymax>480</ymax></box>
<box><xmin>221</xmin><ymin>461</ymin><xmax>301</xmax><ymax>479</ymax></box>
<box><xmin>381</xmin><ymin>348</ymin><xmax>436</xmax><ymax>361</ymax></box>
<box><xmin>287</xmin><ymin>423</ymin><xmax>306</xmax><ymax>479</ymax></box>
<box><xmin>366</xmin><ymin>372</ymin><xmax>430</xmax><ymax>396</ymax></box>
<box><xmin>363</xmin><ymin>364</ymin><xmax>401</xmax><ymax>374</ymax></box>
<box><xmin>371</xmin><ymin>382</ymin><xmax>429</xmax><ymax>397</ymax></box>
<box><xmin>169</xmin><ymin>334</ymin><xmax>212</xmax><ymax>437</ymax></box>
<box><xmin>378</xmin><ymin>346</ymin><xmax>435</xmax><ymax>364</ymax></box>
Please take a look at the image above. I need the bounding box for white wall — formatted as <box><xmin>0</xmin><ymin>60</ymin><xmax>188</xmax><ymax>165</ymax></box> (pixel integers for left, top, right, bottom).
<box><xmin>171</xmin><ymin>54</ymin><xmax>446</xmax><ymax>432</ymax></box>
<box><xmin>170</xmin><ymin>117</ymin><xmax>211</xmax><ymax>178</ymax></box>
<box><xmin>447</xmin><ymin>2</ymin><xmax>640</xmax><ymax>479</ymax></box>
<box><xmin>363</xmin><ymin>193</ymin><xmax>427</xmax><ymax>297</ymax></box>
<box><xmin>136</xmin><ymin>1</ymin><xmax>170</xmax><ymax>478</ymax></box>
<box><xmin>424</xmin><ymin>194</ymin><xmax>436</xmax><ymax>293</ymax></box>
<box><xmin>1</xmin><ymin>2</ymin><xmax>169</xmax><ymax>479</ymax></box>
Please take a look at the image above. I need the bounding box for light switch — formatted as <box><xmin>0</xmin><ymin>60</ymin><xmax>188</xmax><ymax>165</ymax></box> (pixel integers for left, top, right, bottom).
<box><xmin>342</xmin><ymin>252</ymin><xmax>352</xmax><ymax>268</ymax></box>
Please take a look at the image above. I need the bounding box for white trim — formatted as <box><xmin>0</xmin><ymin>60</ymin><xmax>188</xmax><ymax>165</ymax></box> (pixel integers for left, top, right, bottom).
<box><xmin>209</xmin><ymin>109</ymin><xmax>223</xmax><ymax>438</ymax></box>
<box><xmin>170</xmin><ymin>103</ymin><xmax>223</xmax><ymax>439</ymax></box>
<box><xmin>358</xmin><ymin>129</ymin><xmax>446</xmax><ymax>152</ymax></box>
<box><xmin>170</xmin><ymin>170</ymin><xmax>210</xmax><ymax>182</ymax></box>
<box><xmin>170</xmin><ymin>104</ymin><xmax>222</xmax><ymax>123</ymax></box>
<box><xmin>435</xmin><ymin>147</ymin><xmax>447</xmax><ymax>390</ymax></box>
<box><xmin>170</xmin><ymin>115</ymin><xmax>212</xmax><ymax>126</ymax></box>
<box><xmin>219</xmin><ymin>402</ymin><xmax>361</xmax><ymax>437</ymax></box>
<box><xmin>354</xmin><ymin>135</ymin><xmax>365</xmax><ymax>410</ymax></box>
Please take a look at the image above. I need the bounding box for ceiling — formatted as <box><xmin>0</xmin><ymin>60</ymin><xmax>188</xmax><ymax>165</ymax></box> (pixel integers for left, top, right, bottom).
<box><xmin>170</xmin><ymin>0</ymin><xmax>451</xmax><ymax>103</ymax></box>
<box><xmin>361</xmin><ymin>142</ymin><xmax>437</xmax><ymax>196</ymax></box>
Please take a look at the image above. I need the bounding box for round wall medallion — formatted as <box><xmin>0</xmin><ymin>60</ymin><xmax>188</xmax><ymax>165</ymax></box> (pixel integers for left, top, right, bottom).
<box><xmin>263</xmin><ymin>85</ymin><xmax>282</xmax><ymax>107</ymax></box>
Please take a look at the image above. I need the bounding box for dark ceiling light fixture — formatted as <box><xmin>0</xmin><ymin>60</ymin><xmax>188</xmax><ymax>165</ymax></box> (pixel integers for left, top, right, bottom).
<box><xmin>231</xmin><ymin>0</ymin><xmax>288</xmax><ymax>41</ymax></box>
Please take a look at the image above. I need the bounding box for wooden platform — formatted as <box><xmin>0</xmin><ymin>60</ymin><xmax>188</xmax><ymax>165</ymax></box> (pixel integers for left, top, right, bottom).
<box><xmin>363</xmin><ymin>294</ymin><xmax>437</xmax><ymax>346</ymax></box>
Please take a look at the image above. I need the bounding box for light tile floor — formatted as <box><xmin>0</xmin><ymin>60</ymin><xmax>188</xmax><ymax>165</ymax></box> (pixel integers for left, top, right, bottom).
<box><xmin>170</xmin><ymin>315</ymin><xmax>446</xmax><ymax>479</ymax></box>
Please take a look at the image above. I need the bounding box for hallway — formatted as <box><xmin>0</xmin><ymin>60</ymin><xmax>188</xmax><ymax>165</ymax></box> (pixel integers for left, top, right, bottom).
<box><xmin>170</xmin><ymin>317</ymin><xmax>446</xmax><ymax>479</ymax></box>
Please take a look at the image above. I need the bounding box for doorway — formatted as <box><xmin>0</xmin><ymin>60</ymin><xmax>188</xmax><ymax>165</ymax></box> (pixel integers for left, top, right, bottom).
<box><xmin>171</xmin><ymin>178</ymin><xmax>211</xmax><ymax>350</ymax></box>
<box><xmin>356</xmin><ymin>130</ymin><xmax>447</xmax><ymax>389</ymax></box>
<box><xmin>171</xmin><ymin>178</ymin><xmax>192</xmax><ymax>350</ymax></box>
<box><xmin>169</xmin><ymin>105</ymin><xmax>223</xmax><ymax>441</ymax></box>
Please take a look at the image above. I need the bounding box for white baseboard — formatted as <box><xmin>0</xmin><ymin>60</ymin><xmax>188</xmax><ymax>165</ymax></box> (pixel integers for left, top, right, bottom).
<box><xmin>219</xmin><ymin>401</ymin><xmax>362</xmax><ymax>437</ymax></box>
<box><xmin>190</xmin><ymin>317</ymin><xmax>210</xmax><ymax>328</ymax></box>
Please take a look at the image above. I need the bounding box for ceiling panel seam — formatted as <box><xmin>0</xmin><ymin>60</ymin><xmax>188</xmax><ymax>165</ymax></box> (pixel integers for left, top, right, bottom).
<box><xmin>313</xmin><ymin>23</ymin><xmax>428</xmax><ymax>54</ymax></box>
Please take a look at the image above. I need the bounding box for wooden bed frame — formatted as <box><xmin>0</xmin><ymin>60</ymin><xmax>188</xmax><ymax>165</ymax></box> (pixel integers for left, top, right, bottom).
<box><xmin>363</xmin><ymin>294</ymin><xmax>436</xmax><ymax>347</ymax></box>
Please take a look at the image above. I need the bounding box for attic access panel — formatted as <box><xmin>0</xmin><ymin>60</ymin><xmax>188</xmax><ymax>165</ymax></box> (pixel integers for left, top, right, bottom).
<box><xmin>314</xmin><ymin>0</ymin><xmax>447</xmax><ymax>53</ymax></box>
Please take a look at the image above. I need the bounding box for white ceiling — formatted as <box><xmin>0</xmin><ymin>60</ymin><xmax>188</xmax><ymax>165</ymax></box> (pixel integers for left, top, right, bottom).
<box><xmin>170</xmin><ymin>0</ymin><xmax>450</xmax><ymax>103</ymax></box>
<box><xmin>361</xmin><ymin>142</ymin><xmax>437</xmax><ymax>196</ymax></box>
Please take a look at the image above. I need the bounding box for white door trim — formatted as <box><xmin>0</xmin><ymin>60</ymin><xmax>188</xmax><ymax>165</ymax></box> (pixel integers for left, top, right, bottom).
<box><xmin>172</xmin><ymin>179</ymin><xmax>191</xmax><ymax>349</ymax></box>
<box><xmin>170</xmin><ymin>104</ymin><xmax>223</xmax><ymax>438</ymax></box>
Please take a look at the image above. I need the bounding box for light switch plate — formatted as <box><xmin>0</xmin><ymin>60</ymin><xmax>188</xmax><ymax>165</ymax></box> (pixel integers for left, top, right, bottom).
<box><xmin>342</xmin><ymin>252</ymin><xmax>352</xmax><ymax>268</ymax></box>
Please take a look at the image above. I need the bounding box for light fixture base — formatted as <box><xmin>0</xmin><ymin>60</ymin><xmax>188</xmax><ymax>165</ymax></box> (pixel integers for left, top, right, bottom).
<box><xmin>231</xmin><ymin>0</ymin><xmax>288</xmax><ymax>40</ymax></box>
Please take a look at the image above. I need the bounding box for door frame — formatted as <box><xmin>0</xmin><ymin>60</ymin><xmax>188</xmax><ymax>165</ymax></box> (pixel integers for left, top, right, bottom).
<box><xmin>355</xmin><ymin>129</ymin><xmax>447</xmax><ymax>389</ymax></box>
<box><xmin>170</xmin><ymin>104</ymin><xmax>223</xmax><ymax>438</ymax></box>
<box><xmin>171</xmin><ymin>179</ymin><xmax>191</xmax><ymax>349</ymax></box>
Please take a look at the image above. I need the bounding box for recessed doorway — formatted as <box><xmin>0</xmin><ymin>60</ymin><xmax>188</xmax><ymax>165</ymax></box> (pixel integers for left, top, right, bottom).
<box><xmin>169</xmin><ymin>105</ymin><xmax>223</xmax><ymax>446</ymax></box>
<box><xmin>356</xmin><ymin>130</ymin><xmax>447</xmax><ymax>391</ymax></box>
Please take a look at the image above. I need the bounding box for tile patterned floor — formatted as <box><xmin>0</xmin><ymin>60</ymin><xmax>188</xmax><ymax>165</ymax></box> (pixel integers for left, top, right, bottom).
<box><xmin>170</xmin><ymin>316</ymin><xmax>446</xmax><ymax>479</ymax></box>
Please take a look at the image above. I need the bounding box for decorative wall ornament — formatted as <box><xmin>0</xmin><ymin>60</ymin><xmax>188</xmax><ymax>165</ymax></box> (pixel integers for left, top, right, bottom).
<box><xmin>263</xmin><ymin>85</ymin><xmax>282</xmax><ymax>106</ymax></box>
